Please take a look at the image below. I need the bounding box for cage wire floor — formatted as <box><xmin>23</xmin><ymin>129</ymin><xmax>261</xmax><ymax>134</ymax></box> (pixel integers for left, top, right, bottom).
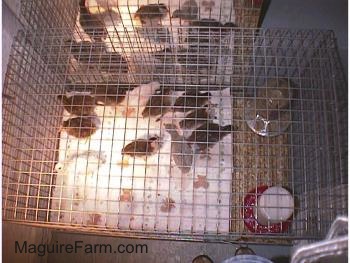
<box><xmin>2</xmin><ymin>0</ymin><xmax>348</xmax><ymax>243</ymax></box>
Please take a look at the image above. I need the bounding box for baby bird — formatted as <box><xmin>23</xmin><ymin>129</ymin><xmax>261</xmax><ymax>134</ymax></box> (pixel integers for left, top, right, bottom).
<box><xmin>187</xmin><ymin>122</ymin><xmax>232</xmax><ymax>153</ymax></box>
<box><xmin>223</xmin><ymin>22</ymin><xmax>238</xmax><ymax>28</ymax></box>
<box><xmin>93</xmin><ymin>84</ymin><xmax>132</xmax><ymax>106</ymax></box>
<box><xmin>172</xmin><ymin>0</ymin><xmax>198</xmax><ymax>20</ymax></box>
<box><xmin>154</xmin><ymin>48</ymin><xmax>176</xmax><ymax>63</ymax></box>
<box><xmin>98</xmin><ymin>53</ymin><xmax>128</xmax><ymax>73</ymax></box>
<box><xmin>79</xmin><ymin>0</ymin><xmax>108</xmax><ymax>42</ymax></box>
<box><xmin>134</xmin><ymin>4</ymin><xmax>168</xmax><ymax>26</ymax></box>
<box><xmin>192</xmin><ymin>255</ymin><xmax>214</xmax><ymax>263</ymax></box>
<box><xmin>67</xmin><ymin>40</ymin><xmax>107</xmax><ymax>63</ymax></box>
<box><xmin>176</xmin><ymin>48</ymin><xmax>215</xmax><ymax>73</ymax></box>
<box><xmin>67</xmin><ymin>40</ymin><xmax>128</xmax><ymax>73</ymax></box>
<box><xmin>58</xmin><ymin>94</ymin><xmax>96</xmax><ymax>115</ymax></box>
<box><xmin>142</xmin><ymin>88</ymin><xmax>173</xmax><ymax>118</ymax></box>
<box><xmin>173</xmin><ymin>90</ymin><xmax>211</xmax><ymax>113</ymax></box>
<box><xmin>189</xmin><ymin>18</ymin><xmax>224</xmax><ymax>29</ymax></box>
<box><xmin>164</xmin><ymin>124</ymin><xmax>193</xmax><ymax>174</ymax></box>
<box><xmin>121</xmin><ymin>136</ymin><xmax>162</xmax><ymax>158</ymax></box>
<box><xmin>62</xmin><ymin>115</ymin><xmax>99</xmax><ymax>138</ymax></box>
<box><xmin>179</xmin><ymin>107</ymin><xmax>212</xmax><ymax>130</ymax></box>
<box><xmin>187</xmin><ymin>19</ymin><xmax>233</xmax><ymax>47</ymax></box>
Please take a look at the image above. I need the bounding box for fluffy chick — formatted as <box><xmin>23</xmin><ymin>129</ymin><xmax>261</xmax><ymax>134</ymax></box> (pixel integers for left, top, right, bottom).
<box><xmin>93</xmin><ymin>84</ymin><xmax>134</xmax><ymax>106</ymax></box>
<box><xmin>121</xmin><ymin>136</ymin><xmax>162</xmax><ymax>158</ymax></box>
<box><xmin>172</xmin><ymin>0</ymin><xmax>198</xmax><ymax>20</ymax></box>
<box><xmin>187</xmin><ymin>122</ymin><xmax>232</xmax><ymax>153</ymax></box>
<box><xmin>68</xmin><ymin>40</ymin><xmax>128</xmax><ymax>73</ymax></box>
<box><xmin>164</xmin><ymin>124</ymin><xmax>193</xmax><ymax>174</ymax></box>
<box><xmin>173</xmin><ymin>90</ymin><xmax>211</xmax><ymax>113</ymax></box>
<box><xmin>179</xmin><ymin>107</ymin><xmax>212</xmax><ymax>130</ymax></box>
<box><xmin>62</xmin><ymin>115</ymin><xmax>99</xmax><ymax>138</ymax></box>
<box><xmin>98</xmin><ymin>53</ymin><xmax>128</xmax><ymax>73</ymax></box>
<box><xmin>142</xmin><ymin>88</ymin><xmax>173</xmax><ymax>118</ymax></box>
<box><xmin>68</xmin><ymin>40</ymin><xmax>106</xmax><ymax>63</ymax></box>
<box><xmin>79</xmin><ymin>0</ymin><xmax>108</xmax><ymax>42</ymax></box>
<box><xmin>187</xmin><ymin>19</ymin><xmax>236</xmax><ymax>47</ymax></box>
<box><xmin>134</xmin><ymin>4</ymin><xmax>168</xmax><ymax>26</ymax></box>
<box><xmin>58</xmin><ymin>94</ymin><xmax>96</xmax><ymax>115</ymax></box>
<box><xmin>153</xmin><ymin>48</ymin><xmax>176</xmax><ymax>63</ymax></box>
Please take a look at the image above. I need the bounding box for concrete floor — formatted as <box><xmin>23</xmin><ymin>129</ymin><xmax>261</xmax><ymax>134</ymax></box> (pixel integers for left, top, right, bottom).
<box><xmin>47</xmin><ymin>231</ymin><xmax>291</xmax><ymax>263</ymax></box>
<box><xmin>2</xmin><ymin>222</ymin><xmax>291</xmax><ymax>262</ymax></box>
<box><xmin>2</xmin><ymin>0</ymin><xmax>347</xmax><ymax>262</ymax></box>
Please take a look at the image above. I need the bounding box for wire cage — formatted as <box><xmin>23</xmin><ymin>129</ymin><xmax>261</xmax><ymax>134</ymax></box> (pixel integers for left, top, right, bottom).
<box><xmin>2</xmin><ymin>0</ymin><xmax>347</xmax><ymax>243</ymax></box>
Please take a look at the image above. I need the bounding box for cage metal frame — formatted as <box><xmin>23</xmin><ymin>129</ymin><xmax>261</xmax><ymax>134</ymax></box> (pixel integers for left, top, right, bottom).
<box><xmin>2</xmin><ymin>0</ymin><xmax>348</xmax><ymax>244</ymax></box>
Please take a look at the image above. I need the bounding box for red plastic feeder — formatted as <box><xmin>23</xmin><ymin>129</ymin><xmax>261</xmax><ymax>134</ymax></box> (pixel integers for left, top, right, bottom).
<box><xmin>242</xmin><ymin>185</ymin><xmax>292</xmax><ymax>234</ymax></box>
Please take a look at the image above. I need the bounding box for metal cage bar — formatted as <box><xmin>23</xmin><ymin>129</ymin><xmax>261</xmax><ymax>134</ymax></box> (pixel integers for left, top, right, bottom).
<box><xmin>2</xmin><ymin>0</ymin><xmax>347</xmax><ymax>244</ymax></box>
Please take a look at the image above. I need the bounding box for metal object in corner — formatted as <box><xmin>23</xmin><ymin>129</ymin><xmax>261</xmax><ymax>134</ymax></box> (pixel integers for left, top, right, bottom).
<box><xmin>291</xmin><ymin>216</ymin><xmax>348</xmax><ymax>263</ymax></box>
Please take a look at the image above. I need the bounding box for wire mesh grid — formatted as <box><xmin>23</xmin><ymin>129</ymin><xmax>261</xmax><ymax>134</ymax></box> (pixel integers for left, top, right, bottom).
<box><xmin>20</xmin><ymin>0</ymin><xmax>79</xmax><ymax>31</ymax></box>
<box><xmin>2</xmin><ymin>0</ymin><xmax>348</xmax><ymax>243</ymax></box>
<box><xmin>19</xmin><ymin>0</ymin><xmax>264</xmax><ymax>31</ymax></box>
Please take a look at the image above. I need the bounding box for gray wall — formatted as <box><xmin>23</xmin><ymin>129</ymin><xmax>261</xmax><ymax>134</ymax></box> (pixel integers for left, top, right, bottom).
<box><xmin>2</xmin><ymin>1</ymin><xmax>22</xmax><ymax>84</ymax></box>
<box><xmin>262</xmin><ymin>0</ymin><xmax>348</xmax><ymax>77</ymax></box>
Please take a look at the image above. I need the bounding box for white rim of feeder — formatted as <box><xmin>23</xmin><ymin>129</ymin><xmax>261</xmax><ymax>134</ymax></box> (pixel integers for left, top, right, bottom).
<box><xmin>256</xmin><ymin>186</ymin><xmax>294</xmax><ymax>226</ymax></box>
